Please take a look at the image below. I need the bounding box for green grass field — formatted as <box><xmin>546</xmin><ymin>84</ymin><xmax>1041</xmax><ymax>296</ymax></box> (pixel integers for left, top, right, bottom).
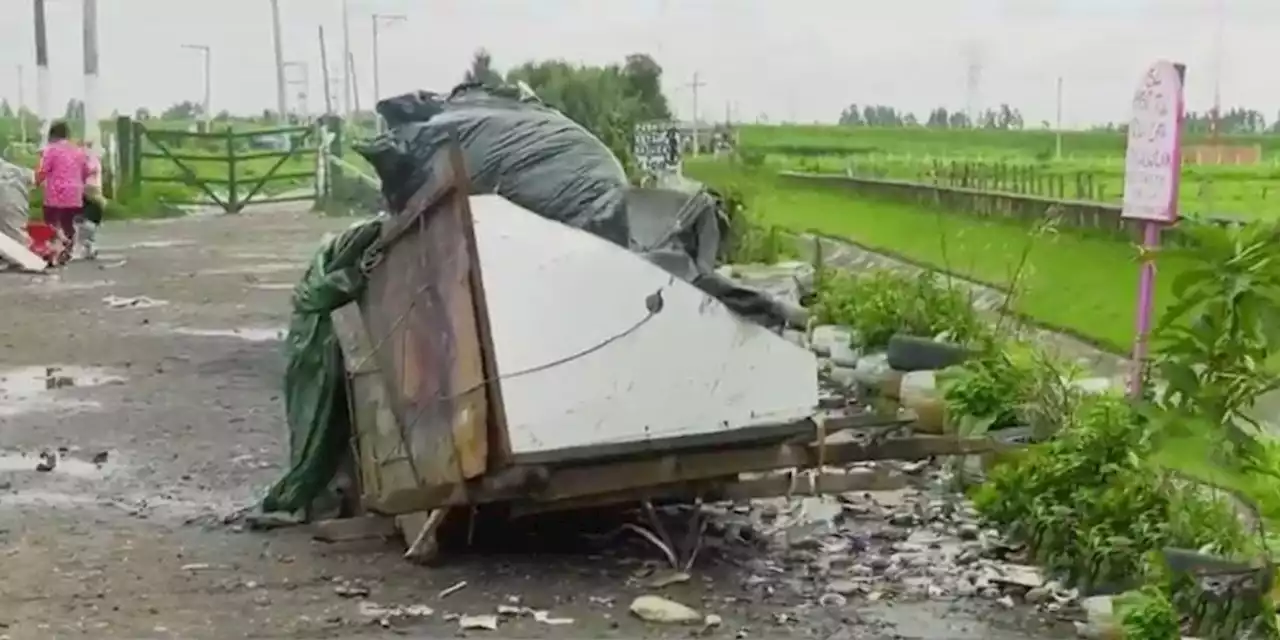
<box><xmin>737</xmin><ymin>124</ymin><xmax>1280</xmax><ymax>159</ymax></box>
<box><xmin>687</xmin><ymin>152</ymin><xmax>1204</xmax><ymax>353</ymax></box>
<box><xmin>735</xmin><ymin>125</ymin><xmax>1280</xmax><ymax>220</ymax></box>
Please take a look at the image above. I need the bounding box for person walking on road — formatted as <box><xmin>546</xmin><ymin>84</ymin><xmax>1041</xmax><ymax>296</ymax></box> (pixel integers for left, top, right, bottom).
<box><xmin>35</xmin><ymin>121</ymin><xmax>91</xmax><ymax>258</ymax></box>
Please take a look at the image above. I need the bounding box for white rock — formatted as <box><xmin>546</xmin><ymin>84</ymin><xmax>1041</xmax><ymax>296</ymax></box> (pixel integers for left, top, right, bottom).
<box><xmin>629</xmin><ymin>595</ymin><xmax>702</xmax><ymax>624</ymax></box>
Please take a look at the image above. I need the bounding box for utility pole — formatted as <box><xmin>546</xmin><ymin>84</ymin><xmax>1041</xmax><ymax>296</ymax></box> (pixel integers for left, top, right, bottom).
<box><xmin>371</xmin><ymin>13</ymin><xmax>407</xmax><ymax>132</ymax></box>
<box><xmin>33</xmin><ymin>0</ymin><xmax>50</xmax><ymax>134</ymax></box>
<box><xmin>348</xmin><ymin>51</ymin><xmax>362</xmax><ymax>116</ymax></box>
<box><xmin>270</xmin><ymin>0</ymin><xmax>288</xmax><ymax>123</ymax></box>
<box><xmin>284</xmin><ymin>62</ymin><xmax>310</xmax><ymax>121</ymax></box>
<box><xmin>1054</xmin><ymin>76</ymin><xmax>1063</xmax><ymax>161</ymax></box>
<box><xmin>182</xmin><ymin>44</ymin><xmax>212</xmax><ymax>130</ymax></box>
<box><xmin>82</xmin><ymin>0</ymin><xmax>100</xmax><ymax>146</ymax></box>
<box><xmin>1210</xmin><ymin>0</ymin><xmax>1225</xmax><ymax>146</ymax></box>
<box><xmin>340</xmin><ymin>0</ymin><xmax>353</xmax><ymax>118</ymax></box>
<box><xmin>318</xmin><ymin>26</ymin><xmax>334</xmax><ymax>116</ymax></box>
<box><xmin>685</xmin><ymin>72</ymin><xmax>705</xmax><ymax>155</ymax></box>
<box><xmin>964</xmin><ymin>42</ymin><xmax>983</xmax><ymax>128</ymax></box>
<box><xmin>16</xmin><ymin>65</ymin><xmax>27</xmax><ymax>144</ymax></box>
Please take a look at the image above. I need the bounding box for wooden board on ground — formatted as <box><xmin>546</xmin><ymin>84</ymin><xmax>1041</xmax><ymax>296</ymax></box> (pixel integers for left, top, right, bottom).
<box><xmin>0</xmin><ymin>232</ymin><xmax>45</xmax><ymax>272</ymax></box>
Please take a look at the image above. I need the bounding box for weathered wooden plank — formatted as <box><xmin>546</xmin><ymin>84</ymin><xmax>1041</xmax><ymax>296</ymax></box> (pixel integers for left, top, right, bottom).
<box><xmin>368</xmin><ymin>434</ymin><xmax>1009</xmax><ymax>514</ymax></box>
<box><xmin>311</xmin><ymin>515</ymin><xmax>397</xmax><ymax>542</ymax></box>
<box><xmin>357</xmin><ymin>144</ymin><xmax>489</xmax><ymax>492</ymax></box>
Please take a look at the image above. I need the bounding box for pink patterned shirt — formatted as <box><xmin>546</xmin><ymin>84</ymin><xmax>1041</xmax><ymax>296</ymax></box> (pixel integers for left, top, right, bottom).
<box><xmin>36</xmin><ymin>141</ymin><xmax>91</xmax><ymax>209</ymax></box>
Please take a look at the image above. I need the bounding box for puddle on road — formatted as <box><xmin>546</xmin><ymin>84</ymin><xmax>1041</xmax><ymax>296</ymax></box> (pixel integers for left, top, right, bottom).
<box><xmin>169</xmin><ymin>327</ymin><xmax>286</xmax><ymax>342</ymax></box>
<box><xmin>0</xmin><ymin>365</ymin><xmax>125</xmax><ymax>417</ymax></box>
<box><xmin>199</xmin><ymin>263</ymin><xmax>299</xmax><ymax>277</ymax></box>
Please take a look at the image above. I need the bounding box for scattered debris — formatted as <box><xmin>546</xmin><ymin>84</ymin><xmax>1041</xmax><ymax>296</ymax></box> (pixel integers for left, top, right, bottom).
<box><xmin>35</xmin><ymin>450</ymin><xmax>56</xmax><ymax>472</ymax></box>
<box><xmin>532</xmin><ymin>610</ymin><xmax>574</xmax><ymax>625</ymax></box>
<box><xmin>629</xmin><ymin>595</ymin><xmax>702</xmax><ymax>624</ymax></box>
<box><xmin>644</xmin><ymin>570</ymin><xmax>691</xmax><ymax>589</ymax></box>
<box><xmin>438</xmin><ymin>580</ymin><xmax>467</xmax><ymax>599</ymax></box>
<box><xmin>102</xmin><ymin>295</ymin><xmax>168</xmax><ymax>309</ymax></box>
<box><xmin>333</xmin><ymin>580</ymin><xmax>371</xmax><ymax>599</ymax></box>
<box><xmin>458</xmin><ymin>613</ymin><xmax>500</xmax><ymax>631</ymax></box>
<box><xmin>358</xmin><ymin>601</ymin><xmax>434</xmax><ymax>627</ymax></box>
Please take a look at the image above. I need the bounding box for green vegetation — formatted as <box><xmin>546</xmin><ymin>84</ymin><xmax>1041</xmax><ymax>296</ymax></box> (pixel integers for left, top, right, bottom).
<box><xmin>736</xmin><ymin>122</ymin><xmax>1280</xmax><ymax>159</ymax></box>
<box><xmin>811</xmin><ymin>269</ymin><xmax>987</xmax><ymax>350</ymax></box>
<box><xmin>942</xmin><ymin>219</ymin><xmax>1280</xmax><ymax>638</ymax></box>
<box><xmin>685</xmin><ymin>158</ymin><xmax>1188</xmax><ymax>352</ymax></box>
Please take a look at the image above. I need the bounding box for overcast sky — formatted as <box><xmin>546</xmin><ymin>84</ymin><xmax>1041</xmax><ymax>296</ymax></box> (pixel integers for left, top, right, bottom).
<box><xmin>0</xmin><ymin>0</ymin><xmax>1276</xmax><ymax>127</ymax></box>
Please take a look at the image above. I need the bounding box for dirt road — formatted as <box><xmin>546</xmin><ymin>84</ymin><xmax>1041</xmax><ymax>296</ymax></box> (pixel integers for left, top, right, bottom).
<box><xmin>0</xmin><ymin>208</ymin><xmax>1069</xmax><ymax>639</ymax></box>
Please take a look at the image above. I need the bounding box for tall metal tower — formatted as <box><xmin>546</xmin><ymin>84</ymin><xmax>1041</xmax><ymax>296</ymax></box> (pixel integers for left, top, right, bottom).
<box><xmin>964</xmin><ymin>42</ymin><xmax>983</xmax><ymax>128</ymax></box>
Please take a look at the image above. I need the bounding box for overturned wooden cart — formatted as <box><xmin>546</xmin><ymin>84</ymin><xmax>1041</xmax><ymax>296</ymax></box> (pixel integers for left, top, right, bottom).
<box><xmin>323</xmin><ymin>146</ymin><xmax>1003</xmax><ymax>562</ymax></box>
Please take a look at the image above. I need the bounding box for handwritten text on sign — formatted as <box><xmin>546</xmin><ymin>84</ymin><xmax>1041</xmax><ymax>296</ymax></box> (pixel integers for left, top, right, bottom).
<box><xmin>1121</xmin><ymin>61</ymin><xmax>1184</xmax><ymax>222</ymax></box>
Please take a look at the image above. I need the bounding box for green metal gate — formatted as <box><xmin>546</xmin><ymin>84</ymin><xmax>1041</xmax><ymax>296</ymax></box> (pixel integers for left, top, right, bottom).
<box><xmin>123</xmin><ymin>121</ymin><xmax>319</xmax><ymax>214</ymax></box>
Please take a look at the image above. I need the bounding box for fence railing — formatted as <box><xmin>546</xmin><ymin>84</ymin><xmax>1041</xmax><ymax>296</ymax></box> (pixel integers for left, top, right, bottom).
<box><xmin>778</xmin><ymin>171</ymin><xmax>1246</xmax><ymax>244</ymax></box>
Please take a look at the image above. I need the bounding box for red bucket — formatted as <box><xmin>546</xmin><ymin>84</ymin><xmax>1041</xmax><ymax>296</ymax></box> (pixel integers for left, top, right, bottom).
<box><xmin>26</xmin><ymin>222</ymin><xmax>65</xmax><ymax>264</ymax></box>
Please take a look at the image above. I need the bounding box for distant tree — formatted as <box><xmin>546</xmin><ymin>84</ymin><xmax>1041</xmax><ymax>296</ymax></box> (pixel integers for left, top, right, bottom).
<box><xmin>135</xmin><ymin>107</ymin><xmax>152</xmax><ymax>120</ymax></box>
<box><xmin>926</xmin><ymin>107</ymin><xmax>950</xmax><ymax>128</ymax></box>
<box><xmin>839</xmin><ymin>104</ymin><xmax>863</xmax><ymax>126</ymax></box>
<box><xmin>948</xmin><ymin>111</ymin><xmax>971</xmax><ymax>129</ymax></box>
<box><xmin>63</xmin><ymin>98</ymin><xmax>85</xmax><ymax>122</ymax></box>
<box><xmin>0</xmin><ymin>100</ymin><xmax>12</xmax><ymax>119</ymax></box>
<box><xmin>620</xmin><ymin>53</ymin><xmax>671</xmax><ymax>121</ymax></box>
<box><xmin>160</xmin><ymin>100</ymin><xmax>203</xmax><ymax>120</ymax></box>
<box><xmin>464</xmin><ymin>48</ymin><xmax>503</xmax><ymax>86</ymax></box>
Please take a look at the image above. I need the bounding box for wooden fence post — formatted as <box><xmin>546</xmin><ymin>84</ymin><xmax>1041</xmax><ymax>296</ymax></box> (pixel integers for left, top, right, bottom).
<box><xmin>226</xmin><ymin>127</ymin><xmax>239</xmax><ymax>212</ymax></box>
<box><xmin>114</xmin><ymin>116</ymin><xmax>133</xmax><ymax>199</ymax></box>
<box><xmin>130</xmin><ymin>121</ymin><xmax>143</xmax><ymax>194</ymax></box>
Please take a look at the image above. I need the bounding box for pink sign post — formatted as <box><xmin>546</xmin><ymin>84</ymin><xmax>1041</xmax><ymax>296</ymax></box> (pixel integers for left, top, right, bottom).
<box><xmin>1122</xmin><ymin>61</ymin><xmax>1186</xmax><ymax>398</ymax></box>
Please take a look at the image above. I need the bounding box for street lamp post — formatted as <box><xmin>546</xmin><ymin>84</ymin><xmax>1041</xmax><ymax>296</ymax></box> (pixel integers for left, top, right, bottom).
<box><xmin>181</xmin><ymin>44</ymin><xmax>212</xmax><ymax>130</ymax></box>
<box><xmin>371</xmin><ymin>13</ymin><xmax>406</xmax><ymax>132</ymax></box>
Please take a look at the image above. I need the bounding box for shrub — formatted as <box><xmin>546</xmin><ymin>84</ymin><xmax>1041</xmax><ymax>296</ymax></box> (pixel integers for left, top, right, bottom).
<box><xmin>812</xmin><ymin>268</ymin><xmax>987</xmax><ymax>349</ymax></box>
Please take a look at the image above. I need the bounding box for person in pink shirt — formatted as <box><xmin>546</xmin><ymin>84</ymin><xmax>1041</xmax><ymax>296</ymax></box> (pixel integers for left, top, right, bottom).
<box><xmin>35</xmin><ymin>121</ymin><xmax>91</xmax><ymax>249</ymax></box>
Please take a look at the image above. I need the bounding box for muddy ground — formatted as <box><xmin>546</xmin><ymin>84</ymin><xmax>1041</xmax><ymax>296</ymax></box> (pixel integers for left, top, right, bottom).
<box><xmin>0</xmin><ymin>209</ymin><xmax>1073</xmax><ymax>639</ymax></box>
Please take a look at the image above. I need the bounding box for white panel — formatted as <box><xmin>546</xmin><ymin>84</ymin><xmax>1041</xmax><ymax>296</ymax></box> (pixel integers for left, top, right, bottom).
<box><xmin>469</xmin><ymin>195</ymin><xmax>819</xmax><ymax>458</ymax></box>
<box><xmin>0</xmin><ymin>233</ymin><xmax>47</xmax><ymax>272</ymax></box>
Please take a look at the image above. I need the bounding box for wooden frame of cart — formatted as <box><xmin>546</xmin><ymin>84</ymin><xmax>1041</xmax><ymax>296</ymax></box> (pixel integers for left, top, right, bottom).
<box><xmin>321</xmin><ymin>143</ymin><xmax>1009</xmax><ymax>561</ymax></box>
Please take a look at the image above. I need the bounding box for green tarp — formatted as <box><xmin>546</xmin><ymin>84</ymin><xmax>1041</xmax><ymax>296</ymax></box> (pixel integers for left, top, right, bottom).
<box><xmin>261</xmin><ymin>218</ymin><xmax>382</xmax><ymax>514</ymax></box>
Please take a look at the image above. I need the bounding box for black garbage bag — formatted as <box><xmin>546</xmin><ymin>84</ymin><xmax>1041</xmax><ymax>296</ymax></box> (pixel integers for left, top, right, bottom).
<box><xmin>357</xmin><ymin>84</ymin><xmax>631</xmax><ymax>248</ymax></box>
<box><xmin>356</xmin><ymin>82</ymin><xmax>792</xmax><ymax>329</ymax></box>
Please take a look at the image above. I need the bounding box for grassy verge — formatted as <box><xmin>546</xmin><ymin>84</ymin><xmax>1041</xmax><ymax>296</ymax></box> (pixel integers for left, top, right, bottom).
<box><xmin>685</xmin><ymin>158</ymin><xmax>1193</xmax><ymax>352</ymax></box>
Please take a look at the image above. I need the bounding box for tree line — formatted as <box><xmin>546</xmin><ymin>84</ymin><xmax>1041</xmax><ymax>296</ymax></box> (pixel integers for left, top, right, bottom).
<box><xmin>461</xmin><ymin>48</ymin><xmax>672</xmax><ymax>173</ymax></box>
<box><xmin>838</xmin><ymin>102</ymin><xmax>1280</xmax><ymax>135</ymax></box>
